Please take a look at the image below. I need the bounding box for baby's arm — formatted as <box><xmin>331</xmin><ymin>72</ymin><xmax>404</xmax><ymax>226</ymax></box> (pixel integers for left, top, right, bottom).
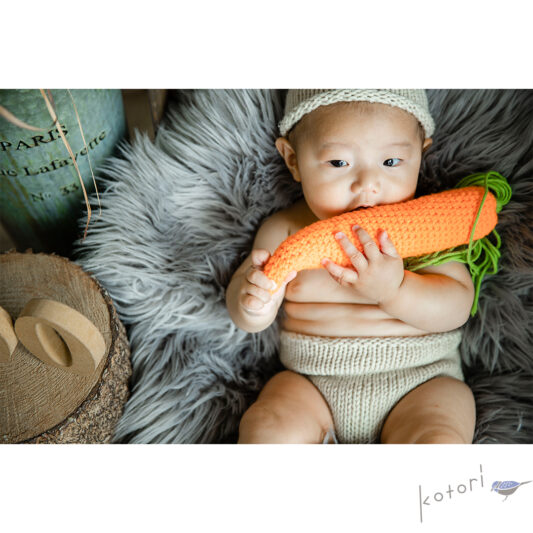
<box><xmin>226</xmin><ymin>211</ymin><xmax>296</xmax><ymax>333</ymax></box>
<box><xmin>323</xmin><ymin>226</ymin><xmax>474</xmax><ymax>333</ymax></box>
<box><xmin>379</xmin><ymin>261</ymin><xmax>475</xmax><ymax>332</ymax></box>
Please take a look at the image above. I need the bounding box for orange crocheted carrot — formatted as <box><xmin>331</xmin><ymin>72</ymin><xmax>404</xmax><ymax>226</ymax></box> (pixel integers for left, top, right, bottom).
<box><xmin>264</xmin><ymin>172</ymin><xmax>510</xmax><ymax>292</ymax></box>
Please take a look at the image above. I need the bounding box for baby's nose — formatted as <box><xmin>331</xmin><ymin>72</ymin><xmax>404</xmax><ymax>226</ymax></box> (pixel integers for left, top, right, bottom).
<box><xmin>351</xmin><ymin>169</ymin><xmax>380</xmax><ymax>195</ymax></box>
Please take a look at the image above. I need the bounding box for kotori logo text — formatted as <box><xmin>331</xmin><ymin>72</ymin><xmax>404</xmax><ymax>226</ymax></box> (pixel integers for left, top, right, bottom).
<box><xmin>418</xmin><ymin>464</ymin><xmax>484</xmax><ymax>523</ymax></box>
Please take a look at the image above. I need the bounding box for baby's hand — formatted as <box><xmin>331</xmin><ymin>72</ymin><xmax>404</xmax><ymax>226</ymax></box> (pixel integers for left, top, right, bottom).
<box><xmin>321</xmin><ymin>225</ymin><xmax>405</xmax><ymax>305</ymax></box>
<box><xmin>239</xmin><ymin>249</ymin><xmax>297</xmax><ymax>316</ymax></box>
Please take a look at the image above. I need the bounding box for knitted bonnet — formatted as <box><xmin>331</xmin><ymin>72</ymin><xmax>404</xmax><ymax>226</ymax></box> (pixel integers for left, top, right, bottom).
<box><xmin>278</xmin><ymin>89</ymin><xmax>435</xmax><ymax>139</ymax></box>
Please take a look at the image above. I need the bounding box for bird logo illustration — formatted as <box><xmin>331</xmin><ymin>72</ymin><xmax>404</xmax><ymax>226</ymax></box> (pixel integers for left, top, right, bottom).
<box><xmin>491</xmin><ymin>480</ymin><xmax>531</xmax><ymax>501</ymax></box>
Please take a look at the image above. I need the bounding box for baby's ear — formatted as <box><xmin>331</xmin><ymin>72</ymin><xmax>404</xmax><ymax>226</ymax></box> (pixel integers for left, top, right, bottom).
<box><xmin>275</xmin><ymin>137</ymin><xmax>301</xmax><ymax>182</ymax></box>
<box><xmin>422</xmin><ymin>137</ymin><xmax>433</xmax><ymax>153</ymax></box>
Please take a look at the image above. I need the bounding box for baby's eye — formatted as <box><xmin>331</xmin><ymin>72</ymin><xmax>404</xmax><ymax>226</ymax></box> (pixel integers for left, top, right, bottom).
<box><xmin>328</xmin><ymin>160</ymin><xmax>348</xmax><ymax>168</ymax></box>
<box><xmin>383</xmin><ymin>158</ymin><xmax>401</xmax><ymax>167</ymax></box>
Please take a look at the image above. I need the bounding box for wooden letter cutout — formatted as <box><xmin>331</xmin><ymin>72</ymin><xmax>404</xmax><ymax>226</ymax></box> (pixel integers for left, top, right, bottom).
<box><xmin>14</xmin><ymin>299</ymin><xmax>106</xmax><ymax>376</ymax></box>
<box><xmin>0</xmin><ymin>306</ymin><xmax>18</xmax><ymax>362</ymax></box>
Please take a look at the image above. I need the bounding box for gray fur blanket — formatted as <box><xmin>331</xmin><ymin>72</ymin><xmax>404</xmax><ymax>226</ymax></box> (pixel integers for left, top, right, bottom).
<box><xmin>75</xmin><ymin>89</ymin><xmax>533</xmax><ymax>444</ymax></box>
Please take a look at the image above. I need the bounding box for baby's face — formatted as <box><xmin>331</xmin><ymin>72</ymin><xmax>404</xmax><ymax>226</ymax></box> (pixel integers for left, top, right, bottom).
<box><xmin>276</xmin><ymin>102</ymin><xmax>432</xmax><ymax>220</ymax></box>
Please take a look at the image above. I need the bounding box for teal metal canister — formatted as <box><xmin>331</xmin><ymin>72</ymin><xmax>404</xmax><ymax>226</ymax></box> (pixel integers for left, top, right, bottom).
<box><xmin>0</xmin><ymin>89</ymin><xmax>126</xmax><ymax>256</ymax></box>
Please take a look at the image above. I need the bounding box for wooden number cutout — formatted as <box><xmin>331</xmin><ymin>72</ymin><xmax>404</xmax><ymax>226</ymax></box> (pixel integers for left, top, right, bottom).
<box><xmin>14</xmin><ymin>299</ymin><xmax>106</xmax><ymax>376</ymax></box>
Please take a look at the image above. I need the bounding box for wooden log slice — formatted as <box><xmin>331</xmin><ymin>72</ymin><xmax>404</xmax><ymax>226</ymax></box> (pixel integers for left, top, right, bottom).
<box><xmin>0</xmin><ymin>251</ymin><xmax>131</xmax><ymax>443</ymax></box>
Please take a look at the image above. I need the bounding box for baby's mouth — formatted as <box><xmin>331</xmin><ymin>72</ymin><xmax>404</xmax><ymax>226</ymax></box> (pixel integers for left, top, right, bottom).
<box><xmin>351</xmin><ymin>203</ymin><xmax>374</xmax><ymax>211</ymax></box>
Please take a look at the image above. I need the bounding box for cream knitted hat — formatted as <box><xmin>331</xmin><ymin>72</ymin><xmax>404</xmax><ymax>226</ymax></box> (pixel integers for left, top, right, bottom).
<box><xmin>278</xmin><ymin>89</ymin><xmax>435</xmax><ymax>138</ymax></box>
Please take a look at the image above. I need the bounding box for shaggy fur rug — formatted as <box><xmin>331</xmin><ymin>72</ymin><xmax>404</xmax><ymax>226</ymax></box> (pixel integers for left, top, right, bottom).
<box><xmin>74</xmin><ymin>89</ymin><xmax>533</xmax><ymax>444</ymax></box>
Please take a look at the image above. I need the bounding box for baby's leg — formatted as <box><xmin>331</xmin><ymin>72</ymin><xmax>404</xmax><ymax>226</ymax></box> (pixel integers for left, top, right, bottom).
<box><xmin>238</xmin><ymin>370</ymin><xmax>334</xmax><ymax>443</ymax></box>
<box><xmin>380</xmin><ymin>376</ymin><xmax>476</xmax><ymax>444</ymax></box>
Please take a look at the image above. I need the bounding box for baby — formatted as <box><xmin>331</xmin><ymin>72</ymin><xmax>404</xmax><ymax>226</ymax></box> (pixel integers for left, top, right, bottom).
<box><xmin>225</xmin><ymin>89</ymin><xmax>476</xmax><ymax>444</ymax></box>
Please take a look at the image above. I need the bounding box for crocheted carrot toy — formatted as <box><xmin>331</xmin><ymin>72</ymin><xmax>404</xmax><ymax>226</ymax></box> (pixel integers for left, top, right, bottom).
<box><xmin>264</xmin><ymin>171</ymin><xmax>512</xmax><ymax>315</ymax></box>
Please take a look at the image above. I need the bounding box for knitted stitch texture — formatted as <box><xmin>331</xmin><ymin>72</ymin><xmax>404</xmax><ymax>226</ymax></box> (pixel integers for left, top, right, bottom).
<box><xmin>279</xmin><ymin>329</ymin><xmax>464</xmax><ymax>444</ymax></box>
<box><xmin>264</xmin><ymin>186</ymin><xmax>498</xmax><ymax>289</ymax></box>
<box><xmin>278</xmin><ymin>89</ymin><xmax>435</xmax><ymax>138</ymax></box>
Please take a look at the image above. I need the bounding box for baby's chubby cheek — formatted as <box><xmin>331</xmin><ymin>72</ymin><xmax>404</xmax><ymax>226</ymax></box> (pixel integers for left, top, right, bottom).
<box><xmin>304</xmin><ymin>197</ymin><xmax>345</xmax><ymax>221</ymax></box>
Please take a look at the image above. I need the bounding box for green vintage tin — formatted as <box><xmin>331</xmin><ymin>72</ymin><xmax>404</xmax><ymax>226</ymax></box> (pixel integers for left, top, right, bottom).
<box><xmin>0</xmin><ymin>89</ymin><xmax>126</xmax><ymax>256</ymax></box>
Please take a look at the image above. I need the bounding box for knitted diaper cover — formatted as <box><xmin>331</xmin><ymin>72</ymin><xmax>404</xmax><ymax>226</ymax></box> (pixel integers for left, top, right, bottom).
<box><xmin>279</xmin><ymin>329</ymin><xmax>464</xmax><ymax>444</ymax></box>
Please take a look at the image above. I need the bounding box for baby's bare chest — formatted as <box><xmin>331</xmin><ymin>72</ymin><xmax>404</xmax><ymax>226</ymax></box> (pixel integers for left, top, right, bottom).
<box><xmin>284</xmin><ymin>267</ymin><xmax>372</xmax><ymax>304</ymax></box>
<box><xmin>281</xmin><ymin>267</ymin><xmax>425</xmax><ymax>336</ymax></box>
